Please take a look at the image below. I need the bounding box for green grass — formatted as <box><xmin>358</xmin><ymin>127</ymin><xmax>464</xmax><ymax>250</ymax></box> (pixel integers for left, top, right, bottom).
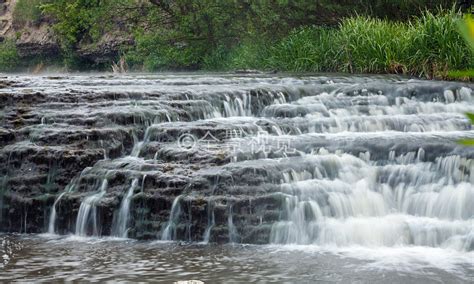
<box><xmin>128</xmin><ymin>9</ymin><xmax>470</xmax><ymax>79</ymax></box>
<box><xmin>202</xmin><ymin>39</ymin><xmax>272</xmax><ymax>71</ymax></box>
<box><xmin>197</xmin><ymin>9</ymin><xmax>472</xmax><ymax>78</ymax></box>
<box><xmin>408</xmin><ymin>11</ymin><xmax>473</xmax><ymax>77</ymax></box>
<box><xmin>265</xmin><ymin>27</ymin><xmax>336</xmax><ymax>72</ymax></box>
<box><xmin>4</xmin><ymin>4</ymin><xmax>472</xmax><ymax>77</ymax></box>
<box><xmin>333</xmin><ymin>17</ymin><xmax>411</xmax><ymax>74</ymax></box>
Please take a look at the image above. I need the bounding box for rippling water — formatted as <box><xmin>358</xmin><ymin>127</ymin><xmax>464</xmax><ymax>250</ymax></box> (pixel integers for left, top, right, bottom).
<box><xmin>0</xmin><ymin>234</ymin><xmax>472</xmax><ymax>283</ymax></box>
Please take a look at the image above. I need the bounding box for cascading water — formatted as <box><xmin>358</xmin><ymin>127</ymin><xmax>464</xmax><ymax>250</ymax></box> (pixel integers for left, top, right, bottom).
<box><xmin>111</xmin><ymin>178</ymin><xmax>138</xmax><ymax>238</ymax></box>
<box><xmin>161</xmin><ymin>195</ymin><xmax>183</xmax><ymax>241</ymax></box>
<box><xmin>201</xmin><ymin>199</ymin><xmax>216</xmax><ymax>244</ymax></box>
<box><xmin>47</xmin><ymin>192</ymin><xmax>65</xmax><ymax>234</ymax></box>
<box><xmin>47</xmin><ymin>178</ymin><xmax>80</xmax><ymax>234</ymax></box>
<box><xmin>75</xmin><ymin>179</ymin><xmax>108</xmax><ymax>237</ymax></box>
<box><xmin>268</xmin><ymin>153</ymin><xmax>473</xmax><ymax>248</ymax></box>
<box><xmin>227</xmin><ymin>204</ymin><xmax>239</xmax><ymax>243</ymax></box>
<box><xmin>0</xmin><ymin>74</ymin><xmax>472</xmax><ymax>279</ymax></box>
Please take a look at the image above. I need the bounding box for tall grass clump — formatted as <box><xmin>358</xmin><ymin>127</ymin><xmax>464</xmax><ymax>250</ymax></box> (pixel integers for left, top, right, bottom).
<box><xmin>0</xmin><ymin>40</ymin><xmax>19</xmax><ymax>72</ymax></box>
<box><xmin>408</xmin><ymin>10</ymin><xmax>473</xmax><ymax>77</ymax></box>
<box><xmin>225</xmin><ymin>9</ymin><xmax>472</xmax><ymax>78</ymax></box>
<box><xmin>334</xmin><ymin>17</ymin><xmax>412</xmax><ymax>74</ymax></box>
<box><xmin>266</xmin><ymin>27</ymin><xmax>337</xmax><ymax>72</ymax></box>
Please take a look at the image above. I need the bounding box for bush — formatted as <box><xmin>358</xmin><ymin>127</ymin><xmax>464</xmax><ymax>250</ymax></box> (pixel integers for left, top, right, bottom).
<box><xmin>201</xmin><ymin>39</ymin><xmax>273</xmax><ymax>71</ymax></box>
<box><xmin>201</xmin><ymin>45</ymin><xmax>232</xmax><ymax>70</ymax></box>
<box><xmin>224</xmin><ymin>40</ymin><xmax>272</xmax><ymax>70</ymax></box>
<box><xmin>126</xmin><ymin>33</ymin><xmax>206</xmax><ymax>71</ymax></box>
<box><xmin>0</xmin><ymin>40</ymin><xmax>19</xmax><ymax>72</ymax></box>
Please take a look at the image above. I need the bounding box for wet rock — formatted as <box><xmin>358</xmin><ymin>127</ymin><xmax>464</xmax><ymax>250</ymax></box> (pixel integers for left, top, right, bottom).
<box><xmin>0</xmin><ymin>128</ymin><xmax>13</xmax><ymax>146</ymax></box>
<box><xmin>0</xmin><ymin>74</ymin><xmax>472</xmax><ymax>248</ymax></box>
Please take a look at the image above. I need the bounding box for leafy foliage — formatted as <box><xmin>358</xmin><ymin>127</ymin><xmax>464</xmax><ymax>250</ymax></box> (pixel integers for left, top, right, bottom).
<box><xmin>459</xmin><ymin>113</ymin><xmax>474</xmax><ymax>146</ymax></box>
<box><xmin>205</xmin><ymin>10</ymin><xmax>470</xmax><ymax>78</ymax></box>
<box><xmin>42</xmin><ymin>0</ymin><xmax>110</xmax><ymax>48</ymax></box>
<box><xmin>6</xmin><ymin>0</ymin><xmax>464</xmax><ymax>73</ymax></box>
<box><xmin>0</xmin><ymin>40</ymin><xmax>19</xmax><ymax>71</ymax></box>
<box><xmin>126</xmin><ymin>0</ymin><xmax>248</xmax><ymax>70</ymax></box>
<box><xmin>126</xmin><ymin>32</ymin><xmax>206</xmax><ymax>70</ymax></box>
<box><xmin>451</xmin><ymin>15</ymin><xmax>474</xmax><ymax>146</ymax></box>
<box><xmin>40</xmin><ymin>0</ymin><xmax>136</xmax><ymax>68</ymax></box>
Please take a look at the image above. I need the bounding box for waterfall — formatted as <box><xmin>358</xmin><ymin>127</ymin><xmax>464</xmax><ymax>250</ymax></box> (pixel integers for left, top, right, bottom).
<box><xmin>141</xmin><ymin>175</ymin><xmax>147</xmax><ymax>192</ymax></box>
<box><xmin>75</xmin><ymin>179</ymin><xmax>108</xmax><ymax>237</ymax></box>
<box><xmin>112</xmin><ymin>178</ymin><xmax>138</xmax><ymax>238</ymax></box>
<box><xmin>47</xmin><ymin>178</ymin><xmax>79</xmax><ymax>234</ymax></box>
<box><xmin>47</xmin><ymin>192</ymin><xmax>65</xmax><ymax>234</ymax></box>
<box><xmin>161</xmin><ymin>195</ymin><xmax>183</xmax><ymax>241</ymax></box>
<box><xmin>269</xmin><ymin>153</ymin><xmax>474</xmax><ymax>248</ymax></box>
<box><xmin>2</xmin><ymin>74</ymin><xmax>472</xmax><ymax>251</ymax></box>
<box><xmin>202</xmin><ymin>199</ymin><xmax>215</xmax><ymax>244</ymax></box>
<box><xmin>202</xmin><ymin>211</ymin><xmax>215</xmax><ymax>243</ymax></box>
<box><xmin>222</xmin><ymin>93</ymin><xmax>253</xmax><ymax>117</ymax></box>
<box><xmin>228</xmin><ymin>204</ymin><xmax>239</xmax><ymax>243</ymax></box>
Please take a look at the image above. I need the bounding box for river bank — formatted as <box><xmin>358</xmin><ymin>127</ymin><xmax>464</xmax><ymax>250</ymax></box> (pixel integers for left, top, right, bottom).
<box><xmin>0</xmin><ymin>2</ymin><xmax>469</xmax><ymax>79</ymax></box>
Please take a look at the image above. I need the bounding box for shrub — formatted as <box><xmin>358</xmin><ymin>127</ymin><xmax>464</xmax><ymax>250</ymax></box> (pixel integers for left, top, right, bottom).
<box><xmin>223</xmin><ymin>39</ymin><xmax>272</xmax><ymax>70</ymax></box>
<box><xmin>201</xmin><ymin>45</ymin><xmax>231</xmax><ymax>70</ymax></box>
<box><xmin>126</xmin><ymin>33</ymin><xmax>206</xmax><ymax>71</ymax></box>
<box><xmin>0</xmin><ymin>40</ymin><xmax>19</xmax><ymax>72</ymax></box>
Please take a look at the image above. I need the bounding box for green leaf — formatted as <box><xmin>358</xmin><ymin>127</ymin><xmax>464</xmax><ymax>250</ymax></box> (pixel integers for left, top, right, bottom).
<box><xmin>466</xmin><ymin>112</ymin><xmax>474</xmax><ymax>124</ymax></box>
<box><xmin>459</xmin><ymin>139</ymin><xmax>474</xmax><ymax>146</ymax></box>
